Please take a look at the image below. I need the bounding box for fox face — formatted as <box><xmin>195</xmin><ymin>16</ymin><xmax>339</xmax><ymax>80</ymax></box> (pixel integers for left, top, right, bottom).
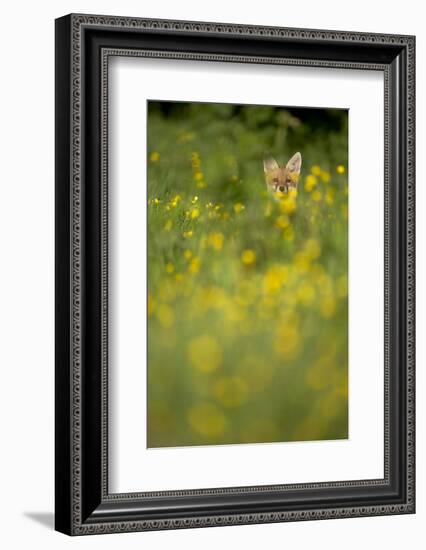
<box><xmin>263</xmin><ymin>152</ymin><xmax>302</xmax><ymax>197</ymax></box>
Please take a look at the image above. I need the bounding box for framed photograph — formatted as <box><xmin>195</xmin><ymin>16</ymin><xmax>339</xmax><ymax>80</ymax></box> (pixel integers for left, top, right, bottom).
<box><xmin>55</xmin><ymin>14</ymin><xmax>415</xmax><ymax>535</ymax></box>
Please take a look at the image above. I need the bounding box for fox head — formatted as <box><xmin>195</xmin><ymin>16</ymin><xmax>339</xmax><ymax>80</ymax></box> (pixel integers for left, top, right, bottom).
<box><xmin>263</xmin><ymin>152</ymin><xmax>302</xmax><ymax>197</ymax></box>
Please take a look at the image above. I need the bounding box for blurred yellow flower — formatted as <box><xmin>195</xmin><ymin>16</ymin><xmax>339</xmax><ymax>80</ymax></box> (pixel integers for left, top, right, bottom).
<box><xmin>183</xmin><ymin>230</ymin><xmax>193</xmax><ymax>238</ymax></box>
<box><xmin>194</xmin><ymin>172</ymin><xmax>203</xmax><ymax>182</ymax></box>
<box><xmin>293</xmin><ymin>251</ymin><xmax>311</xmax><ymax>274</ymax></box>
<box><xmin>188</xmin><ymin>402</ymin><xmax>226</xmax><ymax>437</ymax></box>
<box><xmin>234</xmin><ymin>203</ymin><xmax>245</xmax><ymax>214</ymax></box>
<box><xmin>304</xmin><ymin>174</ymin><xmax>317</xmax><ymax>192</ymax></box>
<box><xmin>184</xmin><ymin>249</ymin><xmax>193</xmax><ymax>260</ymax></box>
<box><xmin>156</xmin><ymin>303</ymin><xmax>175</xmax><ymax>328</ymax></box>
<box><xmin>235</xmin><ymin>279</ymin><xmax>257</xmax><ymax>306</ymax></box>
<box><xmin>164</xmin><ymin>219</ymin><xmax>173</xmax><ymax>231</ymax></box>
<box><xmin>336</xmin><ymin>164</ymin><xmax>346</xmax><ymax>174</ymax></box>
<box><xmin>279</xmin><ymin>195</ymin><xmax>297</xmax><ymax>214</ymax></box>
<box><xmin>212</xmin><ymin>376</ymin><xmax>248</xmax><ymax>408</ymax></box>
<box><xmin>311</xmin><ymin>165</ymin><xmax>321</xmax><ymax>176</ymax></box>
<box><xmin>241</xmin><ymin>249</ymin><xmax>256</xmax><ymax>265</ymax></box>
<box><xmin>263</xmin><ymin>264</ymin><xmax>289</xmax><ymax>293</ymax></box>
<box><xmin>320</xmin><ymin>295</ymin><xmax>337</xmax><ymax>318</ymax></box>
<box><xmin>312</xmin><ymin>190</ymin><xmax>322</xmax><ymax>202</ymax></box>
<box><xmin>283</xmin><ymin>226</ymin><xmax>295</xmax><ymax>241</ymax></box>
<box><xmin>297</xmin><ymin>283</ymin><xmax>316</xmax><ymax>305</ymax></box>
<box><xmin>165</xmin><ymin>262</ymin><xmax>175</xmax><ymax>274</ymax></box>
<box><xmin>274</xmin><ymin>325</ymin><xmax>300</xmax><ymax>359</ymax></box>
<box><xmin>325</xmin><ymin>189</ymin><xmax>334</xmax><ymax>205</ymax></box>
<box><xmin>169</xmin><ymin>195</ymin><xmax>181</xmax><ymax>208</ymax></box>
<box><xmin>304</xmin><ymin>238</ymin><xmax>321</xmax><ymax>260</ymax></box>
<box><xmin>188</xmin><ymin>257</ymin><xmax>201</xmax><ymax>274</ymax></box>
<box><xmin>320</xmin><ymin>171</ymin><xmax>331</xmax><ymax>183</ymax></box>
<box><xmin>187</xmin><ymin>335</ymin><xmax>222</xmax><ymax>373</ymax></box>
<box><xmin>196</xmin><ymin>286</ymin><xmax>228</xmax><ymax>312</ymax></box>
<box><xmin>179</xmin><ymin>130</ymin><xmax>195</xmax><ymax>143</ymax></box>
<box><xmin>191</xmin><ymin>196</ymin><xmax>199</xmax><ymax>204</ymax></box>
<box><xmin>190</xmin><ymin>207</ymin><xmax>200</xmax><ymax>219</ymax></box>
<box><xmin>191</xmin><ymin>151</ymin><xmax>201</xmax><ymax>169</ymax></box>
<box><xmin>150</xmin><ymin>151</ymin><xmax>160</xmax><ymax>162</ymax></box>
<box><xmin>208</xmin><ymin>232</ymin><xmax>224</xmax><ymax>251</ymax></box>
<box><xmin>275</xmin><ymin>214</ymin><xmax>290</xmax><ymax>229</ymax></box>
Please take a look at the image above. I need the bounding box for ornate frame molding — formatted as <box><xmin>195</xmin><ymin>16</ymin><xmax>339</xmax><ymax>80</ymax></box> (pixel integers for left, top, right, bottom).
<box><xmin>55</xmin><ymin>14</ymin><xmax>415</xmax><ymax>535</ymax></box>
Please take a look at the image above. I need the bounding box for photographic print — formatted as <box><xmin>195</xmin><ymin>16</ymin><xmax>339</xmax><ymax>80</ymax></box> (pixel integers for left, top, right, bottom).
<box><xmin>147</xmin><ymin>100</ymin><xmax>349</xmax><ymax>448</ymax></box>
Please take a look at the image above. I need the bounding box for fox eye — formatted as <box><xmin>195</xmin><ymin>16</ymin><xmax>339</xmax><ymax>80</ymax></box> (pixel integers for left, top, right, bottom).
<box><xmin>272</xmin><ymin>178</ymin><xmax>278</xmax><ymax>184</ymax></box>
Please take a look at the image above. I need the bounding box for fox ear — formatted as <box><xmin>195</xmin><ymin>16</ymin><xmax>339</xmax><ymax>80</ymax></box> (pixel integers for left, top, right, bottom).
<box><xmin>286</xmin><ymin>152</ymin><xmax>302</xmax><ymax>174</ymax></box>
<box><xmin>263</xmin><ymin>157</ymin><xmax>279</xmax><ymax>173</ymax></box>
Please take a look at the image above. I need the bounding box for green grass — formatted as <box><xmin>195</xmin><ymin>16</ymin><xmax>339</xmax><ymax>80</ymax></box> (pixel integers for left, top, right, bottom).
<box><xmin>147</xmin><ymin>101</ymin><xmax>348</xmax><ymax>448</ymax></box>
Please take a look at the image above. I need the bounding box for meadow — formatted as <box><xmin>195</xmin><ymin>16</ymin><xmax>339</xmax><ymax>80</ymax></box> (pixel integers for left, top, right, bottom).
<box><xmin>147</xmin><ymin>101</ymin><xmax>348</xmax><ymax>448</ymax></box>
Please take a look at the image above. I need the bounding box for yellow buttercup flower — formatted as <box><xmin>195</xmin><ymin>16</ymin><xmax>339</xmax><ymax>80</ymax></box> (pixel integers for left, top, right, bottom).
<box><xmin>188</xmin><ymin>402</ymin><xmax>226</xmax><ymax>437</ymax></box>
<box><xmin>234</xmin><ymin>203</ymin><xmax>245</xmax><ymax>214</ymax></box>
<box><xmin>156</xmin><ymin>303</ymin><xmax>175</xmax><ymax>328</ymax></box>
<box><xmin>188</xmin><ymin>257</ymin><xmax>201</xmax><ymax>274</ymax></box>
<box><xmin>187</xmin><ymin>335</ymin><xmax>222</xmax><ymax>373</ymax></box>
<box><xmin>320</xmin><ymin>295</ymin><xmax>337</xmax><ymax>318</ymax></box>
<box><xmin>311</xmin><ymin>165</ymin><xmax>321</xmax><ymax>176</ymax></box>
<box><xmin>241</xmin><ymin>249</ymin><xmax>256</xmax><ymax>265</ymax></box>
<box><xmin>274</xmin><ymin>325</ymin><xmax>300</xmax><ymax>359</ymax></box>
<box><xmin>312</xmin><ymin>190</ymin><xmax>322</xmax><ymax>202</ymax></box>
<box><xmin>320</xmin><ymin>171</ymin><xmax>331</xmax><ymax>183</ymax></box>
<box><xmin>263</xmin><ymin>264</ymin><xmax>289</xmax><ymax>293</ymax></box>
<box><xmin>337</xmin><ymin>165</ymin><xmax>346</xmax><ymax>174</ymax></box>
<box><xmin>212</xmin><ymin>376</ymin><xmax>248</xmax><ymax>408</ymax></box>
<box><xmin>304</xmin><ymin>238</ymin><xmax>321</xmax><ymax>260</ymax></box>
<box><xmin>208</xmin><ymin>232</ymin><xmax>224</xmax><ymax>251</ymax></box>
<box><xmin>304</xmin><ymin>174</ymin><xmax>317</xmax><ymax>192</ymax></box>
<box><xmin>149</xmin><ymin>151</ymin><xmax>160</xmax><ymax>162</ymax></box>
<box><xmin>279</xmin><ymin>195</ymin><xmax>297</xmax><ymax>214</ymax></box>
<box><xmin>297</xmin><ymin>283</ymin><xmax>316</xmax><ymax>305</ymax></box>
<box><xmin>275</xmin><ymin>215</ymin><xmax>290</xmax><ymax>229</ymax></box>
<box><xmin>283</xmin><ymin>226</ymin><xmax>295</xmax><ymax>241</ymax></box>
<box><xmin>190</xmin><ymin>207</ymin><xmax>200</xmax><ymax>219</ymax></box>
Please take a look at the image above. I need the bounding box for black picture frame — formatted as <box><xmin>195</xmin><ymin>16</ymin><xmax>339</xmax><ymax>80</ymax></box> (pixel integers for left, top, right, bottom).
<box><xmin>55</xmin><ymin>13</ymin><xmax>415</xmax><ymax>535</ymax></box>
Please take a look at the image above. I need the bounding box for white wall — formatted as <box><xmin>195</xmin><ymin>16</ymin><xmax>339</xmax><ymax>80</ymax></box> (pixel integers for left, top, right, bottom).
<box><xmin>0</xmin><ymin>0</ymin><xmax>422</xmax><ymax>547</ymax></box>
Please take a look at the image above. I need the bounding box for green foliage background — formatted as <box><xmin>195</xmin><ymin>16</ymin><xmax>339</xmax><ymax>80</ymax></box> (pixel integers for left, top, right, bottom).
<box><xmin>147</xmin><ymin>101</ymin><xmax>348</xmax><ymax>448</ymax></box>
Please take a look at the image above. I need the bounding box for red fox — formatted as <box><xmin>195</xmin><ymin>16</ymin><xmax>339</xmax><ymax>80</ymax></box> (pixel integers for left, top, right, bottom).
<box><xmin>263</xmin><ymin>152</ymin><xmax>302</xmax><ymax>197</ymax></box>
